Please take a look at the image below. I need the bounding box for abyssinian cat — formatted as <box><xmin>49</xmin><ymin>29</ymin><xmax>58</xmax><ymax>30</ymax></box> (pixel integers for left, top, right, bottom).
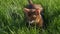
<box><xmin>24</xmin><ymin>0</ymin><xmax>43</xmax><ymax>27</ymax></box>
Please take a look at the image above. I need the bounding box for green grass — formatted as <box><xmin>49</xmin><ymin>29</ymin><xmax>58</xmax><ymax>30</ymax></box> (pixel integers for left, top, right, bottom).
<box><xmin>0</xmin><ymin>0</ymin><xmax>60</xmax><ymax>34</ymax></box>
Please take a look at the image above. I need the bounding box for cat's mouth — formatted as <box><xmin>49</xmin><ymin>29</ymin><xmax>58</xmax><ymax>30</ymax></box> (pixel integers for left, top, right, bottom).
<box><xmin>29</xmin><ymin>20</ymin><xmax>35</xmax><ymax>24</ymax></box>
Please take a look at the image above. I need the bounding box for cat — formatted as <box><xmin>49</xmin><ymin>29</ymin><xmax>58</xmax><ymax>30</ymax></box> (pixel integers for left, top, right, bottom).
<box><xmin>24</xmin><ymin>0</ymin><xmax>43</xmax><ymax>27</ymax></box>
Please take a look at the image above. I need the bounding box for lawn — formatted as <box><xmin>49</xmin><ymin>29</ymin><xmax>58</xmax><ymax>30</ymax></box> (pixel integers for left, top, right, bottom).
<box><xmin>0</xmin><ymin>0</ymin><xmax>60</xmax><ymax>34</ymax></box>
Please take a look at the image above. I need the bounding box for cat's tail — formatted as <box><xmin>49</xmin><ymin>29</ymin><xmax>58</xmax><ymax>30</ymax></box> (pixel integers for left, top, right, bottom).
<box><xmin>28</xmin><ymin>0</ymin><xmax>33</xmax><ymax>5</ymax></box>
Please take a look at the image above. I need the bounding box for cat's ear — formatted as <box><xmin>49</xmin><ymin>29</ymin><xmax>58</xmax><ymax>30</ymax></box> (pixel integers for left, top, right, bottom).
<box><xmin>40</xmin><ymin>8</ymin><xmax>43</xmax><ymax>12</ymax></box>
<box><xmin>24</xmin><ymin>8</ymin><xmax>30</xmax><ymax>13</ymax></box>
<box><xmin>36</xmin><ymin>8</ymin><xmax>43</xmax><ymax>13</ymax></box>
<box><xmin>35</xmin><ymin>8</ymin><xmax>40</xmax><ymax>15</ymax></box>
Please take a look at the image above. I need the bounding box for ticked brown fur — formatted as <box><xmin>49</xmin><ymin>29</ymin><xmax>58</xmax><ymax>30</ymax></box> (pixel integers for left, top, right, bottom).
<box><xmin>24</xmin><ymin>0</ymin><xmax>43</xmax><ymax>27</ymax></box>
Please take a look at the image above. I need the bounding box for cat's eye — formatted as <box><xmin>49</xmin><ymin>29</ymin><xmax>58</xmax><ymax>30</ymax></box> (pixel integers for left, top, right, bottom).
<box><xmin>32</xmin><ymin>12</ymin><xmax>36</xmax><ymax>15</ymax></box>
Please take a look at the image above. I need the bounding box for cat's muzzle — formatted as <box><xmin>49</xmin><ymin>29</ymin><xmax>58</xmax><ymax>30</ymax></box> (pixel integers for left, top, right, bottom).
<box><xmin>28</xmin><ymin>20</ymin><xmax>35</xmax><ymax>24</ymax></box>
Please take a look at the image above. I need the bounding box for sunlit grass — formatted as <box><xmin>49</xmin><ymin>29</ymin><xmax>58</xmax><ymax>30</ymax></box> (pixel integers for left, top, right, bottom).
<box><xmin>0</xmin><ymin>0</ymin><xmax>60</xmax><ymax>34</ymax></box>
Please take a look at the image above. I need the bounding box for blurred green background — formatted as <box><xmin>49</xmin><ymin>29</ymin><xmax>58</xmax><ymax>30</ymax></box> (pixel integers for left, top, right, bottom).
<box><xmin>0</xmin><ymin>0</ymin><xmax>60</xmax><ymax>34</ymax></box>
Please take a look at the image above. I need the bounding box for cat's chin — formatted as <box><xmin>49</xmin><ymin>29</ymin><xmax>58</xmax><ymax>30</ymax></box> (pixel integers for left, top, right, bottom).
<box><xmin>29</xmin><ymin>20</ymin><xmax>35</xmax><ymax>24</ymax></box>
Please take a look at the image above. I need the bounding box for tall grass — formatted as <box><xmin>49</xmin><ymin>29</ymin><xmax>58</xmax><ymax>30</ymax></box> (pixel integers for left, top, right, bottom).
<box><xmin>0</xmin><ymin>0</ymin><xmax>60</xmax><ymax>34</ymax></box>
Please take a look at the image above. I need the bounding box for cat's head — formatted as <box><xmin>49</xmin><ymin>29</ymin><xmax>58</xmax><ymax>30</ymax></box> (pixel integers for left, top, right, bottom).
<box><xmin>24</xmin><ymin>8</ymin><xmax>42</xmax><ymax>23</ymax></box>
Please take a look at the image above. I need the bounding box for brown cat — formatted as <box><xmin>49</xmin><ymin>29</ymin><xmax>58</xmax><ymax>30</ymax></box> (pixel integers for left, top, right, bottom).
<box><xmin>24</xmin><ymin>0</ymin><xmax>43</xmax><ymax>27</ymax></box>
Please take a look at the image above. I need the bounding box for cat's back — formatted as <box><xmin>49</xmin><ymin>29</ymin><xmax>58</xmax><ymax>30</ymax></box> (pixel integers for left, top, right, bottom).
<box><xmin>33</xmin><ymin>4</ymin><xmax>43</xmax><ymax>9</ymax></box>
<box><xmin>26</xmin><ymin>4</ymin><xmax>43</xmax><ymax>9</ymax></box>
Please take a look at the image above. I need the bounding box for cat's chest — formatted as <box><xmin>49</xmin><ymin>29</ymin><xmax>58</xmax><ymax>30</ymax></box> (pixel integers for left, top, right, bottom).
<box><xmin>35</xmin><ymin>15</ymin><xmax>41</xmax><ymax>23</ymax></box>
